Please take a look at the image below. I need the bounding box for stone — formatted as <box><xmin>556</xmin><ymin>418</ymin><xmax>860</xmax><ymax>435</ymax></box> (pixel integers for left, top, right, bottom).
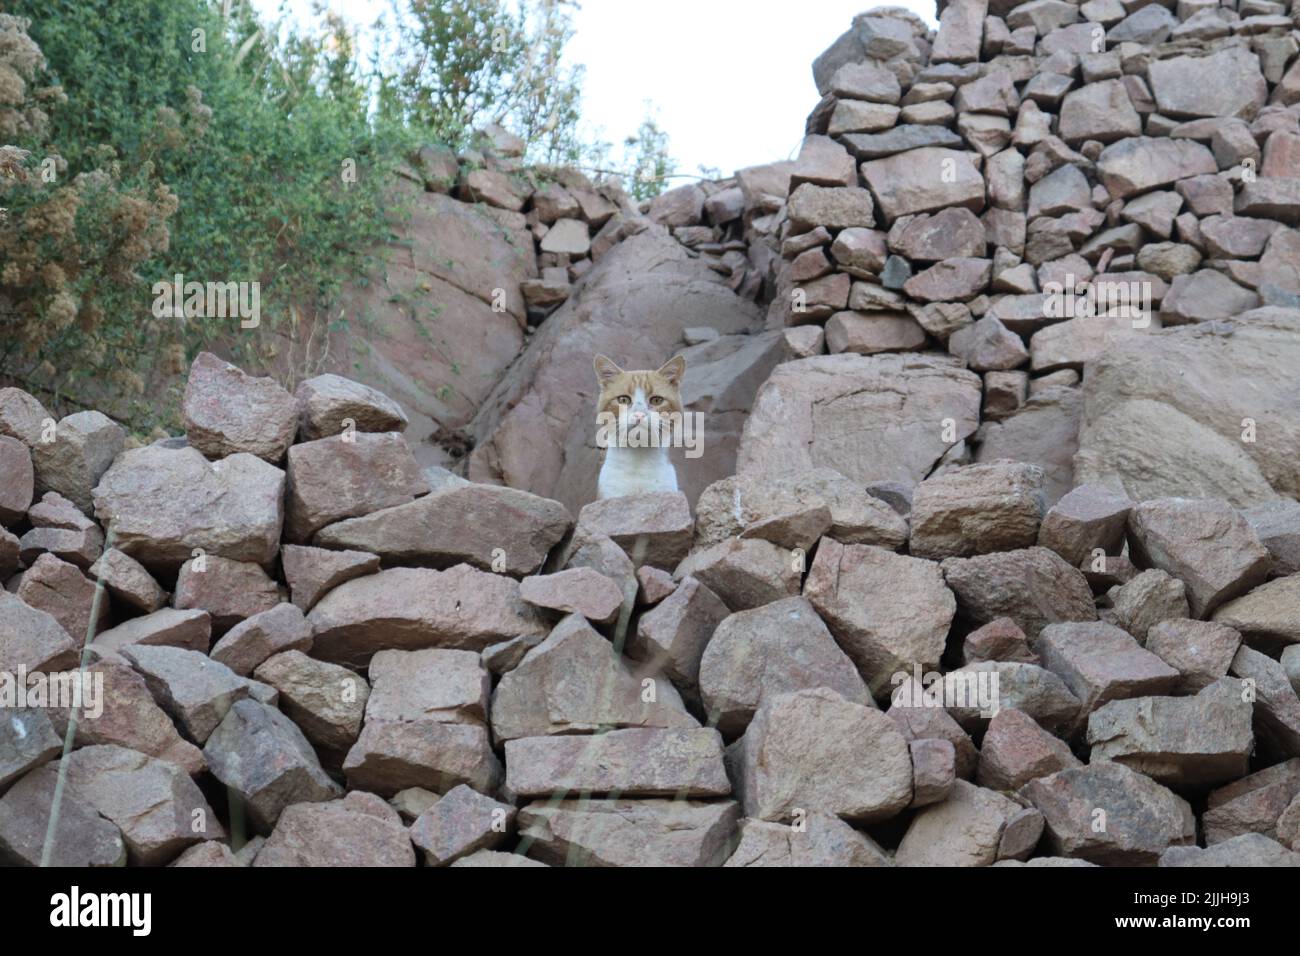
<box><xmin>539</xmin><ymin>218</ymin><xmax>590</xmax><ymax>256</ymax></box>
<box><xmin>61</xmin><ymin>744</ymin><xmax>222</xmax><ymax>865</ymax></box>
<box><xmin>1128</xmin><ymin>497</ymin><xmax>1272</xmax><ymax>618</ymax></box>
<box><xmin>409</xmin><ymin>784</ymin><xmax>515</xmax><ymax>866</ymax></box>
<box><xmin>1160</xmin><ymin>270</ymin><xmax>1260</xmax><ymax>324</ymax></box>
<box><xmin>1203</xmin><ymin>759</ymin><xmax>1300</xmax><ymax>845</ymax></box>
<box><xmin>841</xmin><ymin>126</ymin><xmax>964</xmax><ymax>160</ymax></box>
<box><xmin>941</xmin><ymin>547</ymin><xmax>1097</xmax><ymax>639</ymax></box>
<box><xmin>735</xmin><ymin>688</ymin><xmax>913</xmax><ymax>823</ymax></box>
<box><xmin>0</xmin><ymin>592</ymin><xmax>76</xmax><ymax>674</ymax></box>
<box><xmin>1027</xmin><ymin>163</ymin><xmax>1093</xmax><ymax>218</ymax></box>
<box><xmin>255</xmin><ymin>792</ymin><xmax>415</xmax><ymax>867</ymax></box>
<box><xmin>0</xmin><ymin>763</ymin><xmax>126</xmax><ymax>867</ymax></box>
<box><xmin>1086</xmin><ymin>678</ymin><xmax>1254</xmax><ymax>787</ymax></box>
<box><xmin>170</xmin><ymin>842</ymin><xmax>240</xmax><ymax>867</ymax></box>
<box><xmin>827</xmin><ymin>60</ymin><xmax>902</xmax><ymax>104</ymax></box>
<box><xmin>517</xmin><ymin>799</ymin><xmax>739</xmax><ymax>867</ymax></box>
<box><xmin>208</xmin><ymin>603</ymin><xmax>312</xmax><ymax>679</ymax></box>
<box><xmin>343</xmin><ymin>719</ymin><xmax>501</xmax><ymax>797</ymax></box>
<box><xmin>1059</xmin><ymin>79</ymin><xmax>1141</xmax><ymax>144</ymax></box>
<box><xmin>977</xmin><ymin>708</ymin><xmax>1081</xmax><ymax>791</ymax></box>
<box><xmin>307</xmin><ymin>566</ymin><xmax>549</xmax><ymax>668</ymax></box>
<box><xmin>505</xmin><ymin>727</ymin><xmax>729</xmax><ymax>798</ymax></box>
<box><xmin>1146</xmin><ymin>619</ymin><xmax>1243</xmax><ymax>694</ymax></box>
<box><xmin>280</xmin><ymin>544</ymin><xmax>379</xmax><ymax>613</ymax></box>
<box><xmin>1213</xmin><ymin>575</ymin><xmax>1300</xmax><ymax>647</ymax></box>
<box><xmin>0</xmin><ymin>387</ymin><xmax>50</xmax><ymax>448</ymax></box>
<box><xmin>519</xmin><ymin>568</ymin><xmax>623</xmax><ymax>625</ymax></box>
<box><xmin>204</xmin><ymin>699</ymin><xmax>343</xmax><ymax>832</ymax></box>
<box><xmin>47</xmin><ymin>659</ymin><xmax>206</xmax><ymax>776</ymax></box>
<box><xmin>628</xmin><ymin>576</ymin><xmax>729</xmax><ymax>694</ymax></box>
<box><xmin>182</xmin><ymin>352</ymin><xmax>297</xmax><ymax>463</ymax></box>
<box><xmin>635</xmin><ymin>565</ymin><xmax>676</xmax><ymax>605</ymax></box>
<box><xmin>962</xmin><ymin>617</ymin><xmax>1039</xmax><ymax>666</ymax></box>
<box><xmin>825</xmin><ymin>311</ymin><xmax>927</xmax><ymax>355</ymax></box>
<box><xmin>0</xmin><ymin>708</ymin><xmax>60</xmax><ymax>790</ymax></box>
<box><xmin>904</xmin><ymin>258</ymin><xmax>992</xmax><ymax>303</ymax></box>
<box><xmin>87</xmin><ymin>548</ymin><xmax>166</xmax><ymax>613</ymax></box>
<box><xmin>32</xmin><ymin>411</ymin><xmax>124</xmax><ymax>514</ymax></box>
<box><xmin>895</xmin><ymin>780</ymin><xmax>1033</xmax><ymax>866</ymax></box>
<box><xmin>672</xmin><ymin>538</ymin><xmax>801</xmax><ymax>611</ymax></box>
<box><xmin>910</xmin><ymin>461</ymin><xmax>1045</xmax><ymax>560</ymax></box>
<box><xmin>738</xmin><ymin>353</ymin><xmax>981</xmax><ymax>489</ymax></box>
<box><xmin>173</xmin><ymin>555</ymin><xmax>280</xmax><ymax>635</ymax></box>
<box><xmin>1242</xmin><ymin>501</ymin><xmax>1300</xmax><ymax>576</ymax></box>
<box><xmin>725</xmin><ymin>811</ymin><xmax>891</xmax><ymax>867</ymax></box>
<box><xmin>366</xmin><ymin>647</ymin><xmax>489</xmax><ymax>726</ymax></box>
<box><xmin>122</xmin><ymin>644</ymin><xmax>271</xmax><ymax>744</ymax></box>
<box><xmin>975</xmin><ymin>387</ymin><xmax>1083</xmax><ymax>507</ymax></box>
<box><xmin>786</xmin><ymin>184</ymin><xmax>877</xmax><ymax>232</ymax></box>
<box><xmin>1230</xmin><ymin>644</ymin><xmax>1300</xmax><ymax>757</ymax></box>
<box><xmin>284</xmin><ymin>432</ymin><xmax>427</xmax><ymax>543</ymax></box>
<box><xmin>910</xmin><ymin>737</ymin><xmax>957</xmax><ymax>807</ymax></box>
<box><xmin>16</xmin><ymin>553</ymin><xmax>106</xmax><ymax>645</ymax></box>
<box><xmin>890</xmin><ymin>208</ymin><xmax>987</xmax><ymax>261</ymax></box>
<box><xmin>1020</xmin><ymin>762</ymin><xmax>1195</xmax><ymax>864</ymax></box>
<box><xmin>1037</xmin><ymin>484</ymin><xmax>1131</xmax><ymax>569</ymax></box>
<box><xmin>805</xmin><ymin>539</ymin><xmax>956</xmax><ymax>696</ymax></box>
<box><xmin>1076</xmin><ymin>311</ymin><xmax>1300</xmax><ymax>506</ymax></box>
<box><xmin>1109</xmin><ymin>569</ymin><xmax>1191</xmax><ymax>644</ymax></box>
<box><xmin>92</xmin><ymin>441</ymin><xmax>284</xmax><ymax>571</ymax></box>
<box><xmin>860</xmin><ymin>148</ymin><xmax>985</xmax><ymax>223</ymax></box>
<box><xmin>1096</xmin><ymin>137</ymin><xmax>1218</xmax><ymax>200</ymax></box>
<box><xmin>1035</xmin><ymin>621</ymin><xmax>1181</xmax><ymax>719</ymax></box>
<box><xmin>791</xmin><ymin>135</ymin><xmax>856</xmax><ymax>188</ymax></box>
<box><xmin>0</xmin><ymin>436</ymin><xmax>32</xmax><ymax>526</ymax></box>
<box><xmin>490</xmin><ymin>614</ymin><xmax>696</xmax><ymax>743</ymax></box>
<box><xmin>698</xmin><ymin>596</ymin><xmax>870</xmax><ymax>738</ymax></box>
<box><xmin>696</xmin><ymin>469</ymin><xmax>906</xmax><ymax>551</ymax></box>
<box><xmin>89</xmin><ymin>607</ymin><xmax>210</xmax><ymax>658</ymax></box>
<box><xmin>1160</xmin><ymin>833</ymin><xmax>1300</xmax><ymax>867</ymax></box>
<box><xmin>294</xmin><ymin>373</ymin><xmax>408</xmax><ymax>441</ymax></box>
<box><xmin>570</xmin><ymin>492</ymin><xmax>693</xmax><ymax>570</ymax></box>
<box><xmin>932</xmin><ymin>0</ymin><xmax>988</xmax><ymax>64</ymax></box>
<box><xmin>253</xmin><ymin>651</ymin><xmax>369</xmax><ymax>754</ymax></box>
<box><xmin>1148</xmin><ymin>46</ymin><xmax>1267</xmax><ymax>121</ymax></box>
<box><xmin>945</xmin><ymin>661</ymin><xmax>1082</xmax><ymax>735</ymax></box>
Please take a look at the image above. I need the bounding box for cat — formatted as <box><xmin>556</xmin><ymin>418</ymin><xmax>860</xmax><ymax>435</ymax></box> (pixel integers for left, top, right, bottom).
<box><xmin>593</xmin><ymin>353</ymin><xmax>686</xmax><ymax>499</ymax></box>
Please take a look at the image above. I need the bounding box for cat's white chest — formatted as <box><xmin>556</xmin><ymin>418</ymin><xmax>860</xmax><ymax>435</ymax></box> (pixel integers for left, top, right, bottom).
<box><xmin>598</xmin><ymin>446</ymin><xmax>678</xmax><ymax>498</ymax></box>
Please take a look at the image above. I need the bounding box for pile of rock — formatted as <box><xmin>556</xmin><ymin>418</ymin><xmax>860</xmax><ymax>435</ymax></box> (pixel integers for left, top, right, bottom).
<box><xmin>2</xmin><ymin>337</ymin><xmax>1298</xmax><ymax>866</ymax></box>
<box><xmin>3</xmin><ymin>0</ymin><xmax>1300</xmax><ymax>867</ymax></box>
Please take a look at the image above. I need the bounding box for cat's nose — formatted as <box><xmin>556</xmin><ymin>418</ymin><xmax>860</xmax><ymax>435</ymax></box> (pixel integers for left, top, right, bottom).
<box><xmin>629</xmin><ymin>409</ymin><xmax>647</xmax><ymax>423</ymax></box>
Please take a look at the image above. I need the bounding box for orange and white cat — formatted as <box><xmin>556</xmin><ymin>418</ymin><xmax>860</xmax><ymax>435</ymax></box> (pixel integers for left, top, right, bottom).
<box><xmin>593</xmin><ymin>354</ymin><xmax>686</xmax><ymax>498</ymax></box>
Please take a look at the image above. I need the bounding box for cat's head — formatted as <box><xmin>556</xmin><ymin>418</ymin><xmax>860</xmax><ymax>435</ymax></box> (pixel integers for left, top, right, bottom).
<box><xmin>593</xmin><ymin>353</ymin><xmax>686</xmax><ymax>445</ymax></box>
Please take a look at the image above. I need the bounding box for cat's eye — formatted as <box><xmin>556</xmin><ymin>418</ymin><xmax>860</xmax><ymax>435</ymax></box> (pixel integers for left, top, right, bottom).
<box><xmin>616</xmin><ymin>395</ymin><xmax>631</xmax><ymax>404</ymax></box>
<box><xmin>649</xmin><ymin>396</ymin><xmax>665</xmax><ymax>406</ymax></box>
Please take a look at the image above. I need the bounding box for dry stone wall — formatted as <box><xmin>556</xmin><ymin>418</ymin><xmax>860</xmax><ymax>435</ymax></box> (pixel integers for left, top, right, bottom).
<box><xmin>2</xmin><ymin>1</ymin><xmax>1300</xmax><ymax>868</ymax></box>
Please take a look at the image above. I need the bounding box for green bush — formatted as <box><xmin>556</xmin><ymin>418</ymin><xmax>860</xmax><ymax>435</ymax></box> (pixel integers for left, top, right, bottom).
<box><xmin>1</xmin><ymin>0</ymin><xmax>408</xmax><ymax>431</ymax></box>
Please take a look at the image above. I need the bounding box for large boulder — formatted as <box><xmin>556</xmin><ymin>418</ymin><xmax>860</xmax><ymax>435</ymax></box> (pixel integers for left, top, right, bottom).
<box><xmin>323</xmin><ymin>186</ymin><xmax>537</xmax><ymax>466</ymax></box>
<box><xmin>738</xmin><ymin>353</ymin><xmax>982</xmax><ymax>487</ymax></box>
<box><xmin>805</xmin><ymin>539</ymin><xmax>956</xmax><ymax>695</ymax></box>
<box><xmin>1077</xmin><ymin>309</ymin><xmax>1300</xmax><ymax>505</ymax></box>
<box><xmin>92</xmin><ymin>440</ymin><xmax>284</xmax><ymax>571</ymax></box>
<box><xmin>465</xmin><ymin>227</ymin><xmax>762</xmax><ymax>510</ymax></box>
<box><xmin>307</xmin><ymin>566</ymin><xmax>550</xmax><ymax>668</ymax></box>
<box><xmin>314</xmin><ymin>483</ymin><xmax>570</xmax><ymax>575</ymax></box>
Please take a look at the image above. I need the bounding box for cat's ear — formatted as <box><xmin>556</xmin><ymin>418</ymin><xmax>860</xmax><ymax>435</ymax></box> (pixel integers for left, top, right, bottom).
<box><xmin>657</xmin><ymin>354</ymin><xmax>687</xmax><ymax>386</ymax></box>
<box><xmin>593</xmin><ymin>354</ymin><xmax>623</xmax><ymax>385</ymax></box>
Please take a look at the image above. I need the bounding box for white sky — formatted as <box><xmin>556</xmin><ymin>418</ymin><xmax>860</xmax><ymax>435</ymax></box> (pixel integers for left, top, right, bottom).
<box><xmin>249</xmin><ymin>0</ymin><xmax>938</xmax><ymax>178</ymax></box>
